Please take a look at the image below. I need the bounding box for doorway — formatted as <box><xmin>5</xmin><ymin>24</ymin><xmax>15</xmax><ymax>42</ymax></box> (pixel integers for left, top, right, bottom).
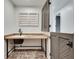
<box><xmin>56</xmin><ymin>15</ymin><xmax>61</xmax><ymax>32</ymax></box>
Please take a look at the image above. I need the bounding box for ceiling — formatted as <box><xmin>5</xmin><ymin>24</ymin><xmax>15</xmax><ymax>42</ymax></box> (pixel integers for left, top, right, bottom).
<box><xmin>53</xmin><ymin>0</ymin><xmax>73</xmax><ymax>12</ymax></box>
<box><xmin>11</xmin><ymin>0</ymin><xmax>47</xmax><ymax>7</ymax></box>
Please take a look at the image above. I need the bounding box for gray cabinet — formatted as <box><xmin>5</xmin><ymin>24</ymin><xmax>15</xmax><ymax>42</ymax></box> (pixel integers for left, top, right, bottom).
<box><xmin>50</xmin><ymin>32</ymin><xmax>74</xmax><ymax>59</ymax></box>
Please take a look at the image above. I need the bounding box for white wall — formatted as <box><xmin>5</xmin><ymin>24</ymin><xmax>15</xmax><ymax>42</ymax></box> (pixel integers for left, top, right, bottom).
<box><xmin>15</xmin><ymin>39</ymin><xmax>41</xmax><ymax>49</ymax></box>
<box><xmin>4</xmin><ymin>0</ymin><xmax>15</xmax><ymax>58</ymax></box>
<box><xmin>15</xmin><ymin>7</ymin><xmax>42</xmax><ymax>32</ymax></box>
<box><xmin>4</xmin><ymin>0</ymin><xmax>17</xmax><ymax>35</ymax></box>
<box><xmin>4</xmin><ymin>4</ymin><xmax>42</xmax><ymax>34</ymax></box>
<box><xmin>59</xmin><ymin>3</ymin><xmax>74</xmax><ymax>33</ymax></box>
<box><xmin>50</xmin><ymin>0</ymin><xmax>56</xmax><ymax>32</ymax></box>
<box><xmin>50</xmin><ymin>0</ymin><xmax>74</xmax><ymax>33</ymax></box>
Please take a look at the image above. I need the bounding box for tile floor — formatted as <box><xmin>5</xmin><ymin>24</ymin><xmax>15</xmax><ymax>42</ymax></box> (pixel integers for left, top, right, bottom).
<box><xmin>8</xmin><ymin>50</ymin><xmax>47</xmax><ymax>59</ymax></box>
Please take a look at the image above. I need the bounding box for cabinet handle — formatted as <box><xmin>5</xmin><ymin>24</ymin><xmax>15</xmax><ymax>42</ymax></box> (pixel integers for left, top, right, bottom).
<box><xmin>66</xmin><ymin>41</ymin><xmax>73</xmax><ymax>48</ymax></box>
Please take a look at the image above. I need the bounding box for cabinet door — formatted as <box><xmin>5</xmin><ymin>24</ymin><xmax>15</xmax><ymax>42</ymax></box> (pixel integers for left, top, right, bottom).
<box><xmin>58</xmin><ymin>34</ymin><xmax>74</xmax><ymax>59</ymax></box>
<box><xmin>50</xmin><ymin>32</ymin><xmax>74</xmax><ymax>59</ymax></box>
